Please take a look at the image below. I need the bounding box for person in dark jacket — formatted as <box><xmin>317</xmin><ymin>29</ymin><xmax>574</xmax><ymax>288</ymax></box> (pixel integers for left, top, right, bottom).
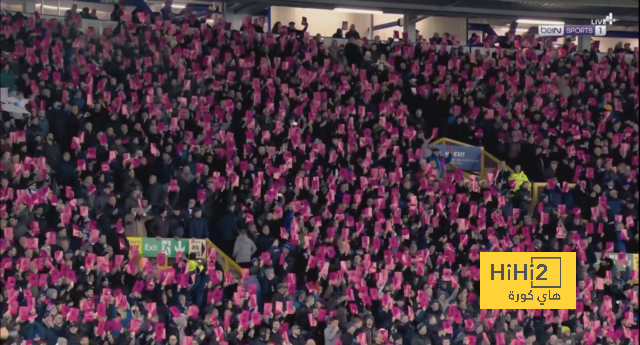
<box><xmin>410</xmin><ymin>324</ymin><xmax>431</xmax><ymax>345</ymax></box>
<box><xmin>148</xmin><ymin>208</ymin><xmax>172</xmax><ymax>238</ymax></box>
<box><xmin>216</xmin><ymin>206</ymin><xmax>238</xmax><ymax>254</ymax></box>
<box><xmin>344</xmin><ymin>25</ymin><xmax>360</xmax><ymax>40</ymax></box>
<box><xmin>340</xmin><ymin>322</ymin><xmax>357</xmax><ymax>345</ymax></box>
<box><xmin>255</xmin><ymin>225</ymin><xmax>276</xmax><ymax>254</ymax></box>
<box><xmin>258</xmin><ymin>268</ymin><xmax>280</xmax><ymax>309</ymax></box>
<box><xmin>65</xmin><ymin>324</ymin><xmax>82</xmax><ymax>345</ymax></box>
<box><xmin>189</xmin><ymin>209</ymin><xmax>209</xmax><ymax>238</ymax></box>
<box><xmin>289</xmin><ymin>325</ymin><xmax>306</xmax><ymax>345</ymax></box>
<box><xmin>344</xmin><ymin>37</ymin><xmax>363</xmax><ymax>68</ymax></box>
<box><xmin>146</xmin><ymin>175</ymin><xmax>167</xmax><ymax>209</ymax></box>
<box><xmin>168</xmin><ymin>208</ymin><xmax>187</xmax><ymax>238</ymax></box>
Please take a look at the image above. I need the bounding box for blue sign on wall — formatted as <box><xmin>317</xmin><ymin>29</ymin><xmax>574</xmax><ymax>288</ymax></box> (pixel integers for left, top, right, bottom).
<box><xmin>433</xmin><ymin>144</ymin><xmax>482</xmax><ymax>172</ymax></box>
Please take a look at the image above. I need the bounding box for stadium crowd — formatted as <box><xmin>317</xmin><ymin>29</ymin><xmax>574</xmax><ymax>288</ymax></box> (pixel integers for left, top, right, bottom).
<box><xmin>0</xmin><ymin>4</ymin><xmax>639</xmax><ymax>345</ymax></box>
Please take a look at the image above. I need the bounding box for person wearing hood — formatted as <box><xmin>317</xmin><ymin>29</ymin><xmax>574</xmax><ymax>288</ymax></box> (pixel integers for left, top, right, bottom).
<box><xmin>271</xmin><ymin>283</ymin><xmax>288</xmax><ymax>304</ymax></box>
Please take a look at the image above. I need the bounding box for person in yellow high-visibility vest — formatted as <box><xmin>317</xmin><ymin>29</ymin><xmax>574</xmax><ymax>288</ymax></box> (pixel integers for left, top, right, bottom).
<box><xmin>509</xmin><ymin>164</ymin><xmax>530</xmax><ymax>190</ymax></box>
<box><xmin>187</xmin><ymin>252</ymin><xmax>203</xmax><ymax>272</ymax></box>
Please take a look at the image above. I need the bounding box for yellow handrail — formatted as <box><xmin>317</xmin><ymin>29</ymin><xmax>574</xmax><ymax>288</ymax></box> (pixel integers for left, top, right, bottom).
<box><xmin>431</xmin><ymin>137</ymin><xmax>475</xmax><ymax>147</ymax></box>
<box><xmin>206</xmin><ymin>239</ymin><xmax>243</xmax><ymax>277</ymax></box>
<box><xmin>483</xmin><ymin>150</ymin><xmax>515</xmax><ymax>175</ymax></box>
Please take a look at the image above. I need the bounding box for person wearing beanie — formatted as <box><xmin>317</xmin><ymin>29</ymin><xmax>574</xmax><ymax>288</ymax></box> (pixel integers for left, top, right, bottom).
<box><xmin>340</xmin><ymin>322</ymin><xmax>357</xmax><ymax>345</ymax></box>
<box><xmin>411</xmin><ymin>324</ymin><xmax>431</xmax><ymax>345</ymax></box>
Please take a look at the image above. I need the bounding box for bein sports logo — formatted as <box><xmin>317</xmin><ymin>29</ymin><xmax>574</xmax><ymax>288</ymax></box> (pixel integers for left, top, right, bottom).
<box><xmin>591</xmin><ymin>13</ymin><xmax>619</xmax><ymax>25</ymax></box>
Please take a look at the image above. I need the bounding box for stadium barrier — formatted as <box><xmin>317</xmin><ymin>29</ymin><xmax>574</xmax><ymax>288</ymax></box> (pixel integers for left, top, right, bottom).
<box><xmin>127</xmin><ymin>237</ymin><xmax>243</xmax><ymax>277</ymax></box>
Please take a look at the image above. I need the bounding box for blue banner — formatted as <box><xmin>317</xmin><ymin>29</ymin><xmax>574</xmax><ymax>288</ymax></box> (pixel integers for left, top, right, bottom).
<box><xmin>433</xmin><ymin>144</ymin><xmax>482</xmax><ymax>172</ymax></box>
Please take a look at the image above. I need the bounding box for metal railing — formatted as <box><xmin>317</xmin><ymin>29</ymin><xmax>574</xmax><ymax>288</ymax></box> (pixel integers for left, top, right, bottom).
<box><xmin>205</xmin><ymin>239</ymin><xmax>243</xmax><ymax>277</ymax></box>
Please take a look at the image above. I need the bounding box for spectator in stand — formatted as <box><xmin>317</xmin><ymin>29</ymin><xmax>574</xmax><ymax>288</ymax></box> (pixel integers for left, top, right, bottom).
<box><xmin>160</xmin><ymin>0</ymin><xmax>174</xmax><ymax>20</ymax></box>
<box><xmin>80</xmin><ymin>8</ymin><xmax>92</xmax><ymax>19</ymax></box>
<box><xmin>508</xmin><ymin>165</ymin><xmax>529</xmax><ymax>191</ymax></box>
<box><xmin>271</xmin><ymin>21</ymin><xmax>283</xmax><ymax>34</ymax></box>
<box><xmin>287</xmin><ymin>20</ymin><xmax>308</xmax><ymax>38</ymax></box>
<box><xmin>344</xmin><ymin>37</ymin><xmax>363</xmax><ymax>68</ymax></box>
<box><xmin>233</xmin><ymin>228</ymin><xmax>257</xmax><ymax>267</ymax></box>
<box><xmin>65</xmin><ymin>4</ymin><xmax>78</xmax><ymax>17</ymax></box>
<box><xmin>109</xmin><ymin>3</ymin><xmax>122</xmax><ymax>21</ymax></box>
<box><xmin>344</xmin><ymin>24</ymin><xmax>360</xmax><ymax>40</ymax></box>
<box><xmin>332</xmin><ymin>29</ymin><xmax>343</xmax><ymax>39</ymax></box>
<box><xmin>253</xmin><ymin>18</ymin><xmax>265</xmax><ymax>34</ymax></box>
<box><xmin>468</xmin><ymin>33</ymin><xmax>482</xmax><ymax>47</ymax></box>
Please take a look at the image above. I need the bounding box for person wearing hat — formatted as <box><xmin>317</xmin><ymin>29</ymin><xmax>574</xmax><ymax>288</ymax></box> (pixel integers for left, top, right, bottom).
<box><xmin>147</xmin><ymin>207</ymin><xmax>171</xmax><ymax>238</ymax></box>
<box><xmin>340</xmin><ymin>322</ymin><xmax>357</xmax><ymax>345</ymax></box>
<box><xmin>272</xmin><ymin>283</ymin><xmax>288</xmax><ymax>304</ymax></box>
<box><xmin>65</xmin><ymin>324</ymin><xmax>81</xmax><ymax>345</ymax></box>
<box><xmin>411</xmin><ymin>324</ymin><xmax>431</xmax><ymax>345</ymax></box>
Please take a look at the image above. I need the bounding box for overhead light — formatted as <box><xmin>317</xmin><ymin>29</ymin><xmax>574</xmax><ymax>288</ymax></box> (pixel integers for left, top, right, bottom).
<box><xmin>516</xmin><ymin>19</ymin><xmax>565</xmax><ymax>25</ymax></box>
<box><xmin>171</xmin><ymin>4</ymin><xmax>186</xmax><ymax>9</ymax></box>
<box><xmin>334</xmin><ymin>8</ymin><xmax>383</xmax><ymax>14</ymax></box>
<box><xmin>42</xmin><ymin>4</ymin><xmax>70</xmax><ymax>10</ymax></box>
<box><xmin>503</xmin><ymin>27</ymin><xmax>529</xmax><ymax>32</ymax></box>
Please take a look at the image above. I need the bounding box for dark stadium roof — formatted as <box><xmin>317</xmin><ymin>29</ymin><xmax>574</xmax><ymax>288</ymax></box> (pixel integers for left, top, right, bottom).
<box><xmin>223</xmin><ymin>0</ymin><xmax>639</xmax><ymax>25</ymax></box>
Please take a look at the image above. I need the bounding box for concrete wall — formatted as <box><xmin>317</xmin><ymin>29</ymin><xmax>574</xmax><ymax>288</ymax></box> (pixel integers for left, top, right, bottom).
<box><xmin>372</xmin><ymin>13</ymin><xmax>402</xmax><ymax>41</ymax></box>
<box><xmin>270</xmin><ymin>6</ymin><xmax>372</xmax><ymax>38</ymax></box>
<box><xmin>416</xmin><ymin>16</ymin><xmax>468</xmax><ymax>42</ymax></box>
<box><xmin>595</xmin><ymin>37</ymin><xmax>639</xmax><ymax>52</ymax></box>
